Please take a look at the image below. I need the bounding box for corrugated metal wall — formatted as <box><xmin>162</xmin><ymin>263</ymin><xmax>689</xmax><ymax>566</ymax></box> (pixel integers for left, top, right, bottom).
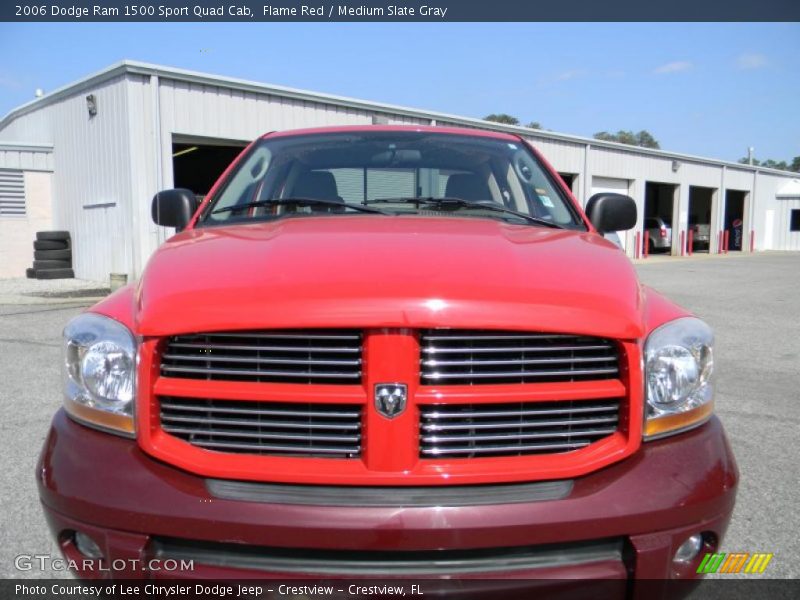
<box><xmin>772</xmin><ymin>198</ymin><xmax>800</xmax><ymax>250</ymax></box>
<box><xmin>0</xmin><ymin>76</ymin><xmax>135</xmax><ymax>281</ymax></box>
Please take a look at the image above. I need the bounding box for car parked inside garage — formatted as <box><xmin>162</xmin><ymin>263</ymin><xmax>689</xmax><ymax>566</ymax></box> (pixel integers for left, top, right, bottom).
<box><xmin>690</xmin><ymin>218</ymin><xmax>711</xmax><ymax>251</ymax></box>
<box><xmin>644</xmin><ymin>216</ymin><xmax>673</xmax><ymax>253</ymax></box>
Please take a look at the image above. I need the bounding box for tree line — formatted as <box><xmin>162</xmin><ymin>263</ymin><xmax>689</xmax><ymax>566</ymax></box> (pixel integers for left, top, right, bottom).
<box><xmin>483</xmin><ymin>114</ymin><xmax>659</xmax><ymax>148</ymax></box>
<box><xmin>483</xmin><ymin>114</ymin><xmax>799</xmax><ymax>172</ymax></box>
<box><xmin>737</xmin><ymin>156</ymin><xmax>800</xmax><ymax>172</ymax></box>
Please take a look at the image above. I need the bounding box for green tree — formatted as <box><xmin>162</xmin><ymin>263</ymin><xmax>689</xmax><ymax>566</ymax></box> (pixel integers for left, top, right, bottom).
<box><xmin>484</xmin><ymin>113</ymin><xmax>520</xmax><ymax>125</ymax></box>
<box><xmin>525</xmin><ymin>121</ymin><xmax>542</xmax><ymax>130</ymax></box>
<box><xmin>594</xmin><ymin>130</ymin><xmax>660</xmax><ymax>149</ymax></box>
<box><xmin>635</xmin><ymin>130</ymin><xmax>660</xmax><ymax>149</ymax></box>
<box><xmin>738</xmin><ymin>156</ymin><xmax>800</xmax><ymax>172</ymax></box>
<box><xmin>762</xmin><ymin>159</ymin><xmax>789</xmax><ymax>170</ymax></box>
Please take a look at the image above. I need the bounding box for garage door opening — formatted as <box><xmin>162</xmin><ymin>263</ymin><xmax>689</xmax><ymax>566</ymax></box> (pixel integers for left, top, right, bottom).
<box><xmin>591</xmin><ymin>177</ymin><xmax>630</xmax><ymax>252</ymax></box>
<box><xmin>172</xmin><ymin>138</ymin><xmax>248</xmax><ymax>201</ymax></box>
<box><xmin>688</xmin><ymin>186</ymin><xmax>715</xmax><ymax>253</ymax></box>
<box><xmin>644</xmin><ymin>182</ymin><xmax>677</xmax><ymax>255</ymax></box>
<box><xmin>558</xmin><ymin>173</ymin><xmax>576</xmax><ymax>194</ymax></box>
<box><xmin>724</xmin><ymin>190</ymin><xmax>747</xmax><ymax>251</ymax></box>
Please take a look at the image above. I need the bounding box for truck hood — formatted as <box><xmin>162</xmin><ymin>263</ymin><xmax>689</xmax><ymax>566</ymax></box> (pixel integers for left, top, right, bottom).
<box><xmin>135</xmin><ymin>216</ymin><xmax>644</xmax><ymax>339</ymax></box>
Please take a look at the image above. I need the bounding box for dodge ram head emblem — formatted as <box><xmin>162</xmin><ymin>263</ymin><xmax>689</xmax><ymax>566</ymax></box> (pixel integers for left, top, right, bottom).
<box><xmin>375</xmin><ymin>383</ymin><xmax>408</xmax><ymax>419</ymax></box>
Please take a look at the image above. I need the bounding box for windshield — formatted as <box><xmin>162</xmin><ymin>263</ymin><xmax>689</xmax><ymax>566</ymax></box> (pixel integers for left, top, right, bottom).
<box><xmin>200</xmin><ymin>131</ymin><xmax>585</xmax><ymax>229</ymax></box>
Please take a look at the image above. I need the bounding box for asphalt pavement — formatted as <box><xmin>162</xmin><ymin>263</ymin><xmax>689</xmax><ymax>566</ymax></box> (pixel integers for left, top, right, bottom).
<box><xmin>0</xmin><ymin>251</ymin><xmax>797</xmax><ymax>579</ymax></box>
<box><xmin>635</xmin><ymin>252</ymin><xmax>800</xmax><ymax>579</ymax></box>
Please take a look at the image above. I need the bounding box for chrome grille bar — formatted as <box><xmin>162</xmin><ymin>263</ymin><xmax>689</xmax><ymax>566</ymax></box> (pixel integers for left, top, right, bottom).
<box><xmin>425</xmin><ymin>367</ymin><xmax>619</xmax><ymax>381</ymax></box>
<box><xmin>423</xmin><ymin>403</ymin><xmax>619</xmax><ymax>419</ymax></box>
<box><xmin>422</xmin><ymin>428</ymin><xmax>618</xmax><ymax>444</ymax></box>
<box><xmin>422</xmin><ymin>344</ymin><xmax>613</xmax><ymax>355</ymax></box>
<box><xmin>182</xmin><ymin>332</ymin><xmax>362</xmax><ymax>340</ymax></box>
<box><xmin>419</xmin><ymin>400</ymin><xmax>621</xmax><ymax>459</ymax></box>
<box><xmin>162</xmin><ymin>354</ymin><xmax>361</xmax><ymax>366</ymax></box>
<box><xmin>161</xmin><ymin>414</ymin><xmax>361</xmax><ymax>431</ymax></box>
<box><xmin>420</xmin><ymin>329</ymin><xmax>619</xmax><ymax>385</ymax></box>
<box><xmin>421</xmin><ymin>442</ymin><xmax>591</xmax><ymax>456</ymax></box>
<box><xmin>423</xmin><ymin>356</ymin><xmax>616</xmax><ymax>367</ymax></box>
<box><xmin>159</xmin><ymin>398</ymin><xmax>362</xmax><ymax>458</ymax></box>
<box><xmin>421</xmin><ymin>415</ymin><xmax>619</xmax><ymax>432</ymax></box>
<box><xmin>161</xmin><ymin>329</ymin><xmax>363</xmax><ymax>384</ymax></box>
<box><xmin>159</xmin><ymin>366</ymin><xmax>361</xmax><ymax>379</ymax></box>
<box><xmin>159</xmin><ymin>402</ymin><xmax>360</xmax><ymax>419</ymax></box>
<box><xmin>186</xmin><ymin>441</ymin><xmax>359</xmax><ymax>455</ymax></box>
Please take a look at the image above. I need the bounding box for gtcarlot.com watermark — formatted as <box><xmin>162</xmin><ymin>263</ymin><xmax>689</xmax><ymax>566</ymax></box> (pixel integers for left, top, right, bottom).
<box><xmin>15</xmin><ymin>554</ymin><xmax>193</xmax><ymax>572</ymax></box>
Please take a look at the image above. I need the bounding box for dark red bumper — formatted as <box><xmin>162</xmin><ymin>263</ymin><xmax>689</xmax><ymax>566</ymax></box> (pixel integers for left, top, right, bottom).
<box><xmin>37</xmin><ymin>410</ymin><xmax>737</xmax><ymax>591</ymax></box>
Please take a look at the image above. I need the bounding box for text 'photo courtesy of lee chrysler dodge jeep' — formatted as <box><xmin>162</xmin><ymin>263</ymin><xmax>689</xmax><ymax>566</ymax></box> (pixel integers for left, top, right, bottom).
<box><xmin>37</xmin><ymin>126</ymin><xmax>738</xmax><ymax>595</ymax></box>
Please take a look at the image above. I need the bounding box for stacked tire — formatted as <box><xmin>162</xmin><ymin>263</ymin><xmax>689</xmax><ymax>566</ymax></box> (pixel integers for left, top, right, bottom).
<box><xmin>25</xmin><ymin>231</ymin><xmax>74</xmax><ymax>280</ymax></box>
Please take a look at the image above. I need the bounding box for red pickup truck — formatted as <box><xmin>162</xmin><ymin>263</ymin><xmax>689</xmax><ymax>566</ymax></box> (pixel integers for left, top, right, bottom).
<box><xmin>37</xmin><ymin>126</ymin><xmax>737</xmax><ymax>591</ymax></box>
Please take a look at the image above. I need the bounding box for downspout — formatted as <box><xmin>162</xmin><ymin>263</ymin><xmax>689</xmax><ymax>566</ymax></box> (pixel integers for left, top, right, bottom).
<box><xmin>719</xmin><ymin>165</ymin><xmax>726</xmax><ymax>254</ymax></box>
<box><xmin>150</xmin><ymin>74</ymin><xmax>164</xmax><ymax>248</ymax></box>
<box><xmin>750</xmin><ymin>168</ymin><xmax>758</xmax><ymax>252</ymax></box>
<box><xmin>582</xmin><ymin>143</ymin><xmax>591</xmax><ymax>207</ymax></box>
<box><xmin>151</xmin><ymin>74</ymin><xmax>163</xmax><ymax>192</ymax></box>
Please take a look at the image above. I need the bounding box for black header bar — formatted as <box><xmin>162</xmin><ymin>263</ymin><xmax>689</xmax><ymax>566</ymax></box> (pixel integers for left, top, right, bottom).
<box><xmin>3</xmin><ymin>1</ymin><xmax>800</xmax><ymax>22</ymax></box>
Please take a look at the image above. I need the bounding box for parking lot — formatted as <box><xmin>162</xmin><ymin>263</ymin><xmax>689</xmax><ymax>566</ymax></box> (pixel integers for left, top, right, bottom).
<box><xmin>0</xmin><ymin>252</ymin><xmax>798</xmax><ymax>579</ymax></box>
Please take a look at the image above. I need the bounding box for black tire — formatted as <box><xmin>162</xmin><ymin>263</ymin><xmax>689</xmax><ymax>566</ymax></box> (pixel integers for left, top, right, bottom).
<box><xmin>34</xmin><ymin>249</ymin><xmax>71</xmax><ymax>260</ymax></box>
<box><xmin>26</xmin><ymin>267</ymin><xmax>36</xmax><ymax>279</ymax></box>
<box><xmin>33</xmin><ymin>239</ymin><xmax>69</xmax><ymax>251</ymax></box>
<box><xmin>36</xmin><ymin>231</ymin><xmax>71</xmax><ymax>242</ymax></box>
<box><xmin>33</xmin><ymin>259</ymin><xmax>71</xmax><ymax>270</ymax></box>
<box><xmin>35</xmin><ymin>268</ymin><xmax>74</xmax><ymax>280</ymax></box>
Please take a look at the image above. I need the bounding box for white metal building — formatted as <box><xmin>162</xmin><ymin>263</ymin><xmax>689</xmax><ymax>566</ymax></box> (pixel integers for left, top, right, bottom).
<box><xmin>1</xmin><ymin>60</ymin><xmax>798</xmax><ymax>281</ymax></box>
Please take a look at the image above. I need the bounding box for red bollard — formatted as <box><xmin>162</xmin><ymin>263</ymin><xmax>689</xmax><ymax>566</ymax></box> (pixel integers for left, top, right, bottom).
<box><xmin>723</xmin><ymin>230</ymin><xmax>729</xmax><ymax>253</ymax></box>
<box><xmin>634</xmin><ymin>231</ymin><xmax>641</xmax><ymax>259</ymax></box>
<box><xmin>687</xmin><ymin>230</ymin><xmax>694</xmax><ymax>256</ymax></box>
<box><xmin>643</xmin><ymin>233</ymin><xmax>649</xmax><ymax>258</ymax></box>
<box><xmin>680</xmin><ymin>231</ymin><xmax>685</xmax><ymax>256</ymax></box>
<box><xmin>750</xmin><ymin>230</ymin><xmax>755</xmax><ymax>252</ymax></box>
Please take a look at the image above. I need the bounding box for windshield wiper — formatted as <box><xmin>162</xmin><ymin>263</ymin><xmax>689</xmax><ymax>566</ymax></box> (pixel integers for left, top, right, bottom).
<box><xmin>211</xmin><ymin>197</ymin><xmax>390</xmax><ymax>216</ymax></box>
<box><xmin>365</xmin><ymin>197</ymin><xmax>565</xmax><ymax>229</ymax></box>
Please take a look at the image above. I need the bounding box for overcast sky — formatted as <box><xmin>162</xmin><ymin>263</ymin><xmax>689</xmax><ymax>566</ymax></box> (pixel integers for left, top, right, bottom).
<box><xmin>0</xmin><ymin>22</ymin><xmax>798</xmax><ymax>163</ymax></box>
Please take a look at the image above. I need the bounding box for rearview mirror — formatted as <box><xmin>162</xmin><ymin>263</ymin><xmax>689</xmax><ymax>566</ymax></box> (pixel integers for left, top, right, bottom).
<box><xmin>585</xmin><ymin>193</ymin><xmax>637</xmax><ymax>233</ymax></box>
<box><xmin>371</xmin><ymin>149</ymin><xmax>422</xmax><ymax>166</ymax></box>
<box><xmin>151</xmin><ymin>189</ymin><xmax>198</xmax><ymax>231</ymax></box>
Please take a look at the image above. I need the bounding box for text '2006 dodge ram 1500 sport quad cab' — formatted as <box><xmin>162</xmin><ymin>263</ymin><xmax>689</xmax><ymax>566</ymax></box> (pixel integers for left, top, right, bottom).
<box><xmin>37</xmin><ymin>126</ymin><xmax>737</xmax><ymax>595</ymax></box>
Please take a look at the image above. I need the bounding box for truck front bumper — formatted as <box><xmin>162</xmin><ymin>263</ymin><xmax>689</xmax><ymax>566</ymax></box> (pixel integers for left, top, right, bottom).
<box><xmin>37</xmin><ymin>410</ymin><xmax>738</xmax><ymax>594</ymax></box>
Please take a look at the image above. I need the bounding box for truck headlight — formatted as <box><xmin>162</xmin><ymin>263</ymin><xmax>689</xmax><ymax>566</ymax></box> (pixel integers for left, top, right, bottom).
<box><xmin>644</xmin><ymin>317</ymin><xmax>714</xmax><ymax>439</ymax></box>
<box><xmin>63</xmin><ymin>313</ymin><xmax>136</xmax><ymax>437</ymax></box>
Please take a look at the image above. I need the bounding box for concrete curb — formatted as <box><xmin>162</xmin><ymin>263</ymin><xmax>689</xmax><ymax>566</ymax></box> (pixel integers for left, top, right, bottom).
<box><xmin>0</xmin><ymin>295</ymin><xmax>108</xmax><ymax>306</ymax></box>
<box><xmin>631</xmin><ymin>251</ymin><xmax>773</xmax><ymax>265</ymax></box>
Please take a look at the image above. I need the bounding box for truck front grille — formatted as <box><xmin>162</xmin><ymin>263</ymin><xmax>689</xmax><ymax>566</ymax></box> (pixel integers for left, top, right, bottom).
<box><xmin>148</xmin><ymin>328</ymin><xmax>635</xmax><ymax>481</ymax></box>
<box><xmin>159</xmin><ymin>397</ymin><xmax>362</xmax><ymax>458</ymax></box>
<box><xmin>419</xmin><ymin>399</ymin><xmax>620</xmax><ymax>458</ymax></box>
<box><xmin>420</xmin><ymin>330</ymin><xmax>619</xmax><ymax>385</ymax></box>
<box><xmin>160</xmin><ymin>330</ymin><xmax>363</xmax><ymax>384</ymax></box>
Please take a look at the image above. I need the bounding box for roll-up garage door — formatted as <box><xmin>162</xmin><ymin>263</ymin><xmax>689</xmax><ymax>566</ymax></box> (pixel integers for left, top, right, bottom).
<box><xmin>591</xmin><ymin>177</ymin><xmax>630</xmax><ymax>252</ymax></box>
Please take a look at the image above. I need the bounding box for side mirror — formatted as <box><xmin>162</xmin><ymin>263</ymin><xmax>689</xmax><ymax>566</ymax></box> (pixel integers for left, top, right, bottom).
<box><xmin>151</xmin><ymin>189</ymin><xmax>198</xmax><ymax>231</ymax></box>
<box><xmin>585</xmin><ymin>193</ymin><xmax>637</xmax><ymax>233</ymax></box>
